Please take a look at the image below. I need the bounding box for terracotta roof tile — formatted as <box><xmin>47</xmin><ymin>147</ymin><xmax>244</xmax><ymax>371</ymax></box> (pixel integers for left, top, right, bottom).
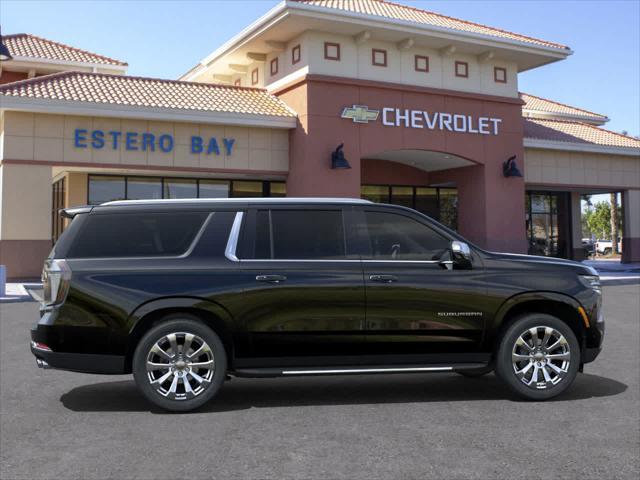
<box><xmin>520</xmin><ymin>93</ymin><xmax>607</xmax><ymax>121</ymax></box>
<box><xmin>524</xmin><ymin>118</ymin><xmax>640</xmax><ymax>149</ymax></box>
<box><xmin>3</xmin><ymin>33</ymin><xmax>127</xmax><ymax>66</ymax></box>
<box><xmin>293</xmin><ymin>0</ymin><xmax>568</xmax><ymax>50</ymax></box>
<box><xmin>0</xmin><ymin>71</ymin><xmax>296</xmax><ymax>118</ymax></box>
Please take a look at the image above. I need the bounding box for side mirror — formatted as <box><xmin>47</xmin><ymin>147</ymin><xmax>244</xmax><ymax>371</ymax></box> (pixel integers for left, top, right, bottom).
<box><xmin>440</xmin><ymin>241</ymin><xmax>473</xmax><ymax>270</ymax></box>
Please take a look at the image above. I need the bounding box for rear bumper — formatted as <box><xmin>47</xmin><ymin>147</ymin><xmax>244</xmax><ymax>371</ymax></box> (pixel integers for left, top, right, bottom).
<box><xmin>30</xmin><ymin>330</ymin><xmax>126</xmax><ymax>374</ymax></box>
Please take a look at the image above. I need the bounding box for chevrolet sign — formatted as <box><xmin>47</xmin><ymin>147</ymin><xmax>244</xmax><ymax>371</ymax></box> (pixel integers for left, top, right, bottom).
<box><xmin>341</xmin><ymin>105</ymin><xmax>380</xmax><ymax>123</ymax></box>
<box><xmin>340</xmin><ymin>104</ymin><xmax>502</xmax><ymax>135</ymax></box>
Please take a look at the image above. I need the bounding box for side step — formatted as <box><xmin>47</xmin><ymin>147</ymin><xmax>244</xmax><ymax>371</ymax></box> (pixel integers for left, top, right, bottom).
<box><xmin>232</xmin><ymin>362</ymin><xmax>489</xmax><ymax>378</ymax></box>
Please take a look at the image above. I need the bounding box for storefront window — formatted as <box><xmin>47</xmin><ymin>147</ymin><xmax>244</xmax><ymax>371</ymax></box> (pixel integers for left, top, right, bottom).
<box><xmin>232</xmin><ymin>181</ymin><xmax>264</xmax><ymax>197</ymax></box>
<box><xmin>198</xmin><ymin>180</ymin><xmax>230</xmax><ymax>198</ymax></box>
<box><xmin>361</xmin><ymin>185</ymin><xmax>389</xmax><ymax>203</ymax></box>
<box><xmin>526</xmin><ymin>192</ymin><xmax>569</xmax><ymax>258</ymax></box>
<box><xmin>127</xmin><ymin>177</ymin><xmax>162</xmax><ymax>200</ymax></box>
<box><xmin>361</xmin><ymin>184</ymin><xmax>458</xmax><ymax>231</ymax></box>
<box><xmin>414</xmin><ymin>187</ymin><xmax>438</xmax><ymax>218</ymax></box>
<box><xmin>164</xmin><ymin>178</ymin><xmax>197</xmax><ymax>199</ymax></box>
<box><xmin>88</xmin><ymin>176</ymin><xmax>125</xmax><ymax>205</ymax></box>
<box><xmin>438</xmin><ymin>189</ymin><xmax>458</xmax><ymax>231</ymax></box>
<box><xmin>269</xmin><ymin>182</ymin><xmax>287</xmax><ymax>197</ymax></box>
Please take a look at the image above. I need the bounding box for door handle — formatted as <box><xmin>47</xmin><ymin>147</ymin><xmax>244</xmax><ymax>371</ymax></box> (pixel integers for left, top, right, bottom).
<box><xmin>256</xmin><ymin>274</ymin><xmax>287</xmax><ymax>283</ymax></box>
<box><xmin>369</xmin><ymin>274</ymin><xmax>398</xmax><ymax>283</ymax></box>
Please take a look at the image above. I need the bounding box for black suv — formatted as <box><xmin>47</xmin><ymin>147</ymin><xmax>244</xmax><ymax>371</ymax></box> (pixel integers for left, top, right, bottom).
<box><xmin>32</xmin><ymin>198</ymin><xmax>604</xmax><ymax>411</ymax></box>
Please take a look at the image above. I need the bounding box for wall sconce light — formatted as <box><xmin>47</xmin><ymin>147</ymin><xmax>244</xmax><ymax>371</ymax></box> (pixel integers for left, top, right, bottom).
<box><xmin>331</xmin><ymin>143</ymin><xmax>351</xmax><ymax>169</ymax></box>
<box><xmin>502</xmin><ymin>155</ymin><xmax>522</xmax><ymax>178</ymax></box>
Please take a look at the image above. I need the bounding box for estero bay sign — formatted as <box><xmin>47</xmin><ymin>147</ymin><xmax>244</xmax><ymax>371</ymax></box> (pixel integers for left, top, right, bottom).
<box><xmin>74</xmin><ymin>129</ymin><xmax>236</xmax><ymax>155</ymax></box>
<box><xmin>341</xmin><ymin>105</ymin><xmax>503</xmax><ymax>135</ymax></box>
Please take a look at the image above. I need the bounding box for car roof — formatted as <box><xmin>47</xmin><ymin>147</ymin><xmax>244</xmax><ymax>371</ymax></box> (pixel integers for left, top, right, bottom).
<box><xmin>101</xmin><ymin>197</ymin><xmax>373</xmax><ymax>207</ymax></box>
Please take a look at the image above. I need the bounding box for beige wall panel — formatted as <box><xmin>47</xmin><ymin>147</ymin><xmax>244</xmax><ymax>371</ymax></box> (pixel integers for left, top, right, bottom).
<box><xmin>200</xmin><ymin>125</ymin><xmax>225</xmax><ymax>140</ymax></box>
<box><xmin>3</xmin><ymin>135</ymin><xmax>34</xmax><ymax>160</ymax></box>
<box><xmin>249</xmin><ymin>128</ymin><xmax>271</xmax><ymax>149</ymax></box>
<box><xmin>34</xmin><ymin>137</ymin><xmax>64</xmax><ymax>162</ymax></box>
<box><xmin>63</xmin><ymin>138</ymin><xmax>91</xmax><ymax>163</ymax></box>
<box><xmin>173</xmin><ymin>122</ymin><xmax>199</xmax><ymax>145</ymax></box>
<box><xmin>225</xmin><ymin>126</ymin><xmax>249</xmax><ymax>145</ymax></box>
<box><xmin>63</xmin><ymin>116</ymin><xmax>92</xmax><ymax>139</ymax></box>
<box><xmin>249</xmin><ymin>148</ymin><xmax>272</xmax><ymax>170</ymax></box>
<box><xmin>174</xmin><ymin>144</ymin><xmax>199</xmax><ymax>168</ymax></box>
<box><xmin>272</xmin><ymin>130</ymin><xmax>289</xmax><ymax>151</ymax></box>
<box><xmin>66</xmin><ymin>172</ymin><xmax>88</xmax><ymax>207</ymax></box>
<box><xmin>227</xmin><ymin>148</ymin><xmax>249</xmax><ymax>169</ymax></box>
<box><xmin>92</xmin><ymin>144</ymin><xmax>122</xmax><ymax>164</ymax></box>
<box><xmin>271</xmin><ymin>148</ymin><xmax>289</xmax><ymax>171</ymax></box>
<box><xmin>0</xmin><ymin>163</ymin><xmax>52</xmax><ymax>240</ymax></box>
<box><xmin>401</xmin><ymin>47</ymin><xmax>443</xmax><ymax>89</ymax></box>
<box><xmin>624</xmin><ymin>189</ymin><xmax>640</xmax><ymax>237</ymax></box>
<box><xmin>199</xmin><ymin>151</ymin><xmax>225</xmax><ymax>169</ymax></box>
<box><xmin>34</xmin><ymin>114</ymin><xmax>65</xmax><ymax>138</ymax></box>
<box><xmin>525</xmin><ymin>148</ymin><xmax>640</xmax><ymax>188</ymax></box>
<box><xmin>3</xmin><ymin>112</ymin><xmax>34</xmax><ymax>137</ymax></box>
<box><xmin>357</xmin><ymin>40</ymin><xmax>401</xmax><ymax>84</ymax></box>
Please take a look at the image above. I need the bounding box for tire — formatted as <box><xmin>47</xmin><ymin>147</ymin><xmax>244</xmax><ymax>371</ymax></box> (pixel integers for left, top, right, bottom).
<box><xmin>133</xmin><ymin>315</ymin><xmax>227</xmax><ymax>412</ymax></box>
<box><xmin>603</xmin><ymin>248</ymin><xmax>612</xmax><ymax>256</ymax></box>
<box><xmin>495</xmin><ymin>313</ymin><xmax>580</xmax><ymax>401</ymax></box>
<box><xmin>456</xmin><ymin>365</ymin><xmax>493</xmax><ymax>378</ymax></box>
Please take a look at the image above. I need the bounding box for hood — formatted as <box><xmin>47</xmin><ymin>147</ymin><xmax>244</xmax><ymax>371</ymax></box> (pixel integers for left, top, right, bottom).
<box><xmin>487</xmin><ymin>252</ymin><xmax>598</xmax><ymax>275</ymax></box>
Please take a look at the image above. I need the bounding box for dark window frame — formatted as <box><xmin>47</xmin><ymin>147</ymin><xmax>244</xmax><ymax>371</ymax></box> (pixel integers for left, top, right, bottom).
<box><xmin>455</xmin><ymin>60</ymin><xmax>469</xmax><ymax>78</ymax></box>
<box><xmin>414</xmin><ymin>55</ymin><xmax>429</xmax><ymax>73</ymax></box>
<box><xmin>291</xmin><ymin>44</ymin><xmax>301</xmax><ymax>65</ymax></box>
<box><xmin>324</xmin><ymin>42</ymin><xmax>341</xmax><ymax>61</ymax></box>
<box><xmin>372</xmin><ymin>48</ymin><xmax>387</xmax><ymax>67</ymax></box>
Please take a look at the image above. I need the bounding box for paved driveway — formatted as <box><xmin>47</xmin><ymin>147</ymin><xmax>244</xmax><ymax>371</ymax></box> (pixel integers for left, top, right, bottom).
<box><xmin>1</xmin><ymin>284</ymin><xmax>638</xmax><ymax>480</ymax></box>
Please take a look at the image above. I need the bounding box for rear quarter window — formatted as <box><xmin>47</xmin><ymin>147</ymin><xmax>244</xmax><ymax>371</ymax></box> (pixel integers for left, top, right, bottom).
<box><xmin>66</xmin><ymin>212</ymin><xmax>208</xmax><ymax>258</ymax></box>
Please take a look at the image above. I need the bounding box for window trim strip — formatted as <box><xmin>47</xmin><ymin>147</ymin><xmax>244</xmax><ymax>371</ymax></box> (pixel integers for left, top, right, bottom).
<box><xmin>225</xmin><ymin>211</ymin><xmax>244</xmax><ymax>262</ymax></box>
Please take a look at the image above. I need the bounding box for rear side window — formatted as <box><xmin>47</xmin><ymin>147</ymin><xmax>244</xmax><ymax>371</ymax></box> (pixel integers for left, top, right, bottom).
<box><xmin>246</xmin><ymin>209</ymin><xmax>347</xmax><ymax>260</ymax></box>
<box><xmin>363</xmin><ymin>211</ymin><xmax>449</xmax><ymax>261</ymax></box>
<box><xmin>67</xmin><ymin>212</ymin><xmax>208</xmax><ymax>258</ymax></box>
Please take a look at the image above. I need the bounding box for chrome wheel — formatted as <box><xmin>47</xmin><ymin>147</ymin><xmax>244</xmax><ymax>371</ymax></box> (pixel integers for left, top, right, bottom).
<box><xmin>511</xmin><ymin>326</ymin><xmax>571</xmax><ymax>390</ymax></box>
<box><xmin>146</xmin><ymin>332</ymin><xmax>215</xmax><ymax>400</ymax></box>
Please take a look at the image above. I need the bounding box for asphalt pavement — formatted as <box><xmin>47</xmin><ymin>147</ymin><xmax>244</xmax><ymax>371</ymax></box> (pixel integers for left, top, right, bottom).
<box><xmin>1</xmin><ymin>283</ymin><xmax>638</xmax><ymax>480</ymax></box>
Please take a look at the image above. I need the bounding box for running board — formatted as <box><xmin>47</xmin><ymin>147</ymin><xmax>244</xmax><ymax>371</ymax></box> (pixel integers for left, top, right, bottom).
<box><xmin>232</xmin><ymin>362</ymin><xmax>488</xmax><ymax>378</ymax></box>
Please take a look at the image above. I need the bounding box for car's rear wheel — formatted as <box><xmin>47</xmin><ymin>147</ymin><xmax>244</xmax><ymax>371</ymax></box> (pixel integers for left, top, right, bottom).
<box><xmin>495</xmin><ymin>313</ymin><xmax>580</xmax><ymax>400</ymax></box>
<box><xmin>133</xmin><ymin>316</ymin><xmax>227</xmax><ymax>412</ymax></box>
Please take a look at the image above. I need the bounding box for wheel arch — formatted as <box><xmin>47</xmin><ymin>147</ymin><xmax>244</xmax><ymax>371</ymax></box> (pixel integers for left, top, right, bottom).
<box><xmin>124</xmin><ymin>297</ymin><xmax>235</xmax><ymax>373</ymax></box>
<box><xmin>491</xmin><ymin>292</ymin><xmax>587</xmax><ymax>354</ymax></box>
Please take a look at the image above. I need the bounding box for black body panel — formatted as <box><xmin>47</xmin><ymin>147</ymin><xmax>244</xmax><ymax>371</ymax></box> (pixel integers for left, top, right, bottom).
<box><xmin>31</xmin><ymin>199</ymin><xmax>604</xmax><ymax>375</ymax></box>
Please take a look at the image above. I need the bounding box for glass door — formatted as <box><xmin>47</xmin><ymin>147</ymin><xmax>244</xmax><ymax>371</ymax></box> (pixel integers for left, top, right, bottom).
<box><xmin>526</xmin><ymin>192</ymin><xmax>570</xmax><ymax>258</ymax></box>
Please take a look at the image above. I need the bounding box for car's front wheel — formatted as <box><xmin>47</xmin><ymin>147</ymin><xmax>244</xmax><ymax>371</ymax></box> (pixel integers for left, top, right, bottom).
<box><xmin>133</xmin><ymin>316</ymin><xmax>227</xmax><ymax>412</ymax></box>
<box><xmin>495</xmin><ymin>313</ymin><xmax>580</xmax><ymax>400</ymax></box>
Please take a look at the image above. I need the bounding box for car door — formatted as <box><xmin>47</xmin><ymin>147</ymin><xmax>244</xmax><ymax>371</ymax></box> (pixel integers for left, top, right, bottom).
<box><xmin>357</xmin><ymin>207</ymin><xmax>487</xmax><ymax>359</ymax></box>
<box><xmin>233</xmin><ymin>206</ymin><xmax>366</xmax><ymax>362</ymax></box>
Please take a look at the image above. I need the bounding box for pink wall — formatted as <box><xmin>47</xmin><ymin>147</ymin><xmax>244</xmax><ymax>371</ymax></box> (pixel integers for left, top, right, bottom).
<box><xmin>276</xmin><ymin>74</ymin><xmax>527</xmax><ymax>253</ymax></box>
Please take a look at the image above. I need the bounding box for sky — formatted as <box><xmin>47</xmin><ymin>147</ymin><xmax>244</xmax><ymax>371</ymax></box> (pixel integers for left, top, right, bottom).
<box><xmin>1</xmin><ymin>0</ymin><xmax>639</xmax><ymax>136</ymax></box>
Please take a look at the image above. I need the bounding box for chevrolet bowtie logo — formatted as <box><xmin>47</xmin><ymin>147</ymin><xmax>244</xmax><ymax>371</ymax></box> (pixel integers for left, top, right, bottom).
<box><xmin>341</xmin><ymin>105</ymin><xmax>380</xmax><ymax>124</ymax></box>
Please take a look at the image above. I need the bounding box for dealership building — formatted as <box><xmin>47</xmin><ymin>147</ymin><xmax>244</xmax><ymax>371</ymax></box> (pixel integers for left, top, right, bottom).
<box><xmin>1</xmin><ymin>0</ymin><xmax>639</xmax><ymax>278</ymax></box>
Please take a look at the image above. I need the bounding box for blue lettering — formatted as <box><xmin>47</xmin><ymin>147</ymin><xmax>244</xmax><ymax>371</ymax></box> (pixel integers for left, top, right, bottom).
<box><xmin>125</xmin><ymin>132</ymin><xmax>138</xmax><ymax>151</ymax></box>
<box><xmin>91</xmin><ymin>130</ymin><xmax>105</xmax><ymax>149</ymax></box>
<box><xmin>141</xmin><ymin>133</ymin><xmax>155</xmax><ymax>151</ymax></box>
<box><xmin>191</xmin><ymin>136</ymin><xmax>203</xmax><ymax>154</ymax></box>
<box><xmin>159</xmin><ymin>134</ymin><xmax>174</xmax><ymax>153</ymax></box>
<box><xmin>207</xmin><ymin>138</ymin><xmax>220</xmax><ymax>155</ymax></box>
<box><xmin>223</xmin><ymin>138</ymin><xmax>235</xmax><ymax>155</ymax></box>
<box><xmin>109</xmin><ymin>131</ymin><xmax>121</xmax><ymax>149</ymax></box>
<box><xmin>74</xmin><ymin>129</ymin><xmax>88</xmax><ymax>148</ymax></box>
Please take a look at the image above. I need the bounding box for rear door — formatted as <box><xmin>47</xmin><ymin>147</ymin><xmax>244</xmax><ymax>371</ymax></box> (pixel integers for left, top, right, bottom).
<box><xmin>234</xmin><ymin>206</ymin><xmax>366</xmax><ymax>361</ymax></box>
<box><xmin>357</xmin><ymin>207</ymin><xmax>486</xmax><ymax>359</ymax></box>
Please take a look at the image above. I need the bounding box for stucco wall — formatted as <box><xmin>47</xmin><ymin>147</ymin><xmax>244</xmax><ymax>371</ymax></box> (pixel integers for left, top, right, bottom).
<box><xmin>1</xmin><ymin>111</ymin><xmax>290</xmax><ymax>173</ymax></box>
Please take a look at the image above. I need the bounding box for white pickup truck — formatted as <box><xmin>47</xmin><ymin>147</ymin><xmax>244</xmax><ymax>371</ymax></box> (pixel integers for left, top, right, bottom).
<box><xmin>595</xmin><ymin>238</ymin><xmax>622</xmax><ymax>255</ymax></box>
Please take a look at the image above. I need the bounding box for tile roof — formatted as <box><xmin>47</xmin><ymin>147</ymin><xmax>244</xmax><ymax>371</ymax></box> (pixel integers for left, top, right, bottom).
<box><xmin>0</xmin><ymin>71</ymin><xmax>297</xmax><ymax>118</ymax></box>
<box><xmin>520</xmin><ymin>93</ymin><xmax>608</xmax><ymax>121</ymax></box>
<box><xmin>292</xmin><ymin>0</ymin><xmax>569</xmax><ymax>50</ymax></box>
<box><xmin>3</xmin><ymin>33</ymin><xmax>127</xmax><ymax>67</ymax></box>
<box><xmin>523</xmin><ymin>118</ymin><xmax>640</xmax><ymax>149</ymax></box>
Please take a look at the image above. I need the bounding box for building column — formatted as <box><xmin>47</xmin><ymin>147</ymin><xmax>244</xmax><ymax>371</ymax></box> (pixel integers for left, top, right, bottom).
<box><xmin>434</xmin><ymin>164</ymin><xmax>527</xmax><ymax>254</ymax></box>
<box><xmin>621</xmin><ymin>189</ymin><xmax>640</xmax><ymax>263</ymax></box>
<box><xmin>0</xmin><ymin>163</ymin><xmax>53</xmax><ymax>279</ymax></box>
<box><xmin>570</xmin><ymin>192</ymin><xmax>585</xmax><ymax>261</ymax></box>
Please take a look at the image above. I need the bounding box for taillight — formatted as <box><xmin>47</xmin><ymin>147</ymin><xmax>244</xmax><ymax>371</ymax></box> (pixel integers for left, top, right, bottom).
<box><xmin>41</xmin><ymin>259</ymin><xmax>71</xmax><ymax>307</ymax></box>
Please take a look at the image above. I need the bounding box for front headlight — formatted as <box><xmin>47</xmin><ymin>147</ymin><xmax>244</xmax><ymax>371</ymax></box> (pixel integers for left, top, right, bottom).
<box><xmin>579</xmin><ymin>274</ymin><xmax>601</xmax><ymax>293</ymax></box>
